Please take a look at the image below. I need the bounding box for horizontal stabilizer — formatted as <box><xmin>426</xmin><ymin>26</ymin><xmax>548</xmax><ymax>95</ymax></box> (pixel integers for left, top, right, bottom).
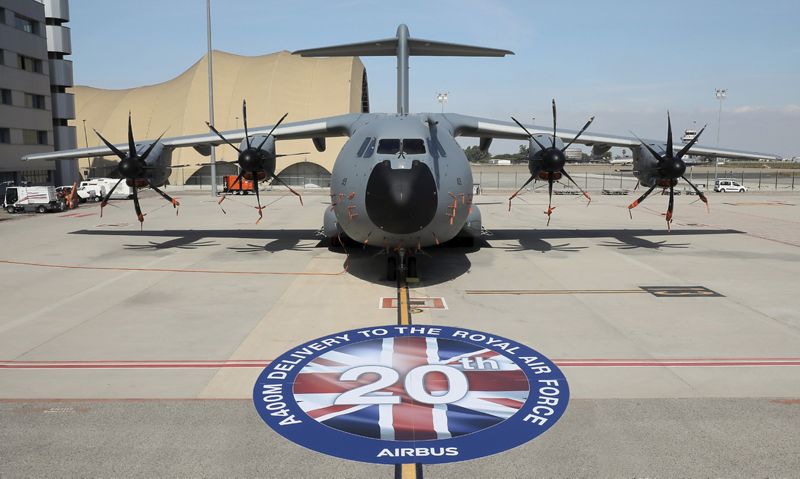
<box><xmin>294</xmin><ymin>38</ymin><xmax>513</xmax><ymax>58</ymax></box>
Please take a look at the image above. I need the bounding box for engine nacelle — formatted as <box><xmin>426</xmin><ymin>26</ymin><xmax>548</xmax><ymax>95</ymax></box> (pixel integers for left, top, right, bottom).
<box><xmin>240</xmin><ymin>135</ymin><xmax>277</xmax><ymax>174</ymax></box>
<box><xmin>135</xmin><ymin>141</ymin><xmax>172</xmax><ymax>187</ymax></box>
<box><xmin>527</xmin><ymin>135</ymin><xmax>564</xmax><ymax>174</ymax></box>
<box><xmin>632</xmin><ymin>142</ymin><xmax>663</xmax><ymax>187</ymax></box>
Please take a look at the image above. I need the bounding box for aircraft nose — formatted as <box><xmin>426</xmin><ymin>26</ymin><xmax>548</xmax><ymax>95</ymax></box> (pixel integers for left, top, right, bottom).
<box><xmin>365</xmin><ymin>160</ymin><xmax>438</xmax><ymax>234</ymax></box>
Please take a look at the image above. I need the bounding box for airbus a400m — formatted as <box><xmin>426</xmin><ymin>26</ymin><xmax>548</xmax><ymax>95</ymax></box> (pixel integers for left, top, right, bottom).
<box><xmin>23</xmin><ymin>25</ymin><xmax>779</xmax><ymax>280</ymax></box>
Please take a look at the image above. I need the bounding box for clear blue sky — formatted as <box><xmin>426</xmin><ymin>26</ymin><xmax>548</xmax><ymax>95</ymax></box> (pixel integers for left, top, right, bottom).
<box><xmin>69</xmin><ymin>0</ymin><xmax>800</xmax><ymax>157</ymax></box>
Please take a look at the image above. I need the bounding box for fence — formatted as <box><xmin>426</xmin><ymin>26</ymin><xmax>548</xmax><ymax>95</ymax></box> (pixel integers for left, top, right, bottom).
<box><xmin>471</xmin><ymin>169</ymin><xmax>798</xmax><ymax>193</ymax></box>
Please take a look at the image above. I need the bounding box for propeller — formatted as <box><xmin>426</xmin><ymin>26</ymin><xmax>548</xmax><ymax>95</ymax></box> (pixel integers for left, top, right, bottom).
<box><xmin>93</xmin><ymin>113</ymin><xmax>178</xmax><ymax>228</ymax></box>
<box><xmin>205</xmin><ymin>100</ymin><xmax>303</xmax><ymax>224</ymax></box>
<box><xmin>627</xmin><ymin>112</ymin><xmax>708</xmax><ymax>229</ymax></box>
<box><xmin>509</xmin><ymin>99</ymin><xmax>594</xmax><ymax>225</ymax></box>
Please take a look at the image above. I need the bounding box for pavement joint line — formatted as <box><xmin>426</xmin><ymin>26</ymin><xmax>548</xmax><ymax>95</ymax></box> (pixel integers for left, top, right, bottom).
<box><xmin>0</xmin><ymin>259</ymin><xmax>347</xmax><ymax>276</ymax></box>
<box><xmin>464</xmin><ymin>289</ymin><xmax>648</xmax><ymax>295</ymax></box>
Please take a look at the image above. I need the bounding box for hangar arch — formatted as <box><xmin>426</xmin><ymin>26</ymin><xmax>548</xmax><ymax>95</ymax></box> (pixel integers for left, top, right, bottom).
<box><xmin>276</xmin><ymin>162</ymin><xmax>331</xmax><ymax>187</ymax></box>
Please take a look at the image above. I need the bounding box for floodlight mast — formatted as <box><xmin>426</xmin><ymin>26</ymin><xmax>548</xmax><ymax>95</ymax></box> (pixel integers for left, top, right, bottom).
<box><xmin>437</xmin><ymin>92</ymin><xmax>448</xmax><ymax>113</ymax></box>
<box><xmin>206</xmin><ymin>0</ymin><xmax>218</xmax><ymax>196</ymax></box>
<box><xmin>714</xmin><ymin>88</ymin><xmax>727</xmax><ymax>180</ymax></box>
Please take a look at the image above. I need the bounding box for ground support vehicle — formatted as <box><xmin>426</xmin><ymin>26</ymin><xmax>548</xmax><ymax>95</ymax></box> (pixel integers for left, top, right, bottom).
<box><xmin>3</xmin><ymin>186</ymin><xmax>65</xmax><ymax>213</ymax></box>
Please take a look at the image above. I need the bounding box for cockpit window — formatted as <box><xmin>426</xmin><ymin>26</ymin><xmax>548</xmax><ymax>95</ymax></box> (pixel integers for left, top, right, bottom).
<box><xmin>376</xmin><ymin>139</ymin><xmax>426</xmax><ymax>155</ymax></box>
<box><xmin>377</xmin><ymin>139</ymin><xmax>401</xmax><ymax>154</ymax></box>
<box><xmin>403</xmin><ymin>139</ymin><xmax>426</xmax><ymax>155</ymax></box>
<box><xmin>357</xmin><ymin>137</ymin><xmax>372</xmax><ymax>157</ymax></box>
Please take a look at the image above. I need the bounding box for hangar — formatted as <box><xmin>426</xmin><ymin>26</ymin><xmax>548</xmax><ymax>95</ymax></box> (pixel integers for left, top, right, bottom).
<box><xmin>72</xmin><ymin>50</ymin><xmax>369</xmax><ymax>186</ymax></box>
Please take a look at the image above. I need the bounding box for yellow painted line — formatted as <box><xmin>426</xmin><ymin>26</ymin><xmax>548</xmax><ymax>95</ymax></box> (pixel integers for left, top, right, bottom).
<box><xmin>398</xmin><ymin>280</ymin><xmax>411</xmax><ymax>326</ymax></box>
<box><xmin>465</xmin><ymin>289</ymin><xmax>648</xmax><ymax>295</ymax></box>
<box><xmin>400</xmin><ymin>463</ymin><xmax>418</xmax><ymax>478</ymax></box>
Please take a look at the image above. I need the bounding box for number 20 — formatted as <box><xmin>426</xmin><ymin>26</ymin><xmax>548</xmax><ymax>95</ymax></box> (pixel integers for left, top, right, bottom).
<box><xmin>334</xmin><ymin>365</ymin><xmax>468</xmax><ymax>405</ymax></box>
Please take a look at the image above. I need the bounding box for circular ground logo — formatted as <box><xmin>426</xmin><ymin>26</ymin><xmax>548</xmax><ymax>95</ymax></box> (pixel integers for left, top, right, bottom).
<box><xmin>253</xmin><ymin>325</ymin><xmax>568</xmax><ymax>464</ymax></box>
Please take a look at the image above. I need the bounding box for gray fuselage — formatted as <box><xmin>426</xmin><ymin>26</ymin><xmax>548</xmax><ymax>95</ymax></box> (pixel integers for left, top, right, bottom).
<box><xmin>329</xmin><ymin>113</ymin><xmax>474</xmax><ymax>249</ymax></box>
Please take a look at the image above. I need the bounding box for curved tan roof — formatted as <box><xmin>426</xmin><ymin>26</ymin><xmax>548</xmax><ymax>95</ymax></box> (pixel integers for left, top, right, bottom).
<box><xmin>69</xmin><ymin>50</ymin><xmax>366</xmax><ymax>184</ymax></box>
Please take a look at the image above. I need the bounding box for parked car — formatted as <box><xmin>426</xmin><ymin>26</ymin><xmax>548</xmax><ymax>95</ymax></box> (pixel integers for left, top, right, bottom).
<box><xmin>714</xmin><ymin>179</ymin><xmax>747</xmax><ymax>193</ymax></box>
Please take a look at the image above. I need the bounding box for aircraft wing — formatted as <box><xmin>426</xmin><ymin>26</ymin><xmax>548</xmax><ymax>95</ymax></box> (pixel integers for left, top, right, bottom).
<box><xmin>443</xmin><ymin>113</ymin><xmax>782</xmax><ymax>161</ymax></box>
<box><xmin>21</xmin><ymin>113</ymin><xmax>363</xmax><ymax>162</ymax></box>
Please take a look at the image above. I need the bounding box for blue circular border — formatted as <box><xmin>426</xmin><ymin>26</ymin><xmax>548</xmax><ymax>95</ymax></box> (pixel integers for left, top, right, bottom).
<box><xmin>253</xmin><ymin>325</ymin><xmax>569</xmax><ymax>464</ymax></box>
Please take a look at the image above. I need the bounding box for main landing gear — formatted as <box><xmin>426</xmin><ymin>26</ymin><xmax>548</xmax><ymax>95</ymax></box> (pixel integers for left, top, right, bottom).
<box><xmin>387</xmin><ymin>249</ymin><xmax>417</xmax><ymax>282</ymax></box>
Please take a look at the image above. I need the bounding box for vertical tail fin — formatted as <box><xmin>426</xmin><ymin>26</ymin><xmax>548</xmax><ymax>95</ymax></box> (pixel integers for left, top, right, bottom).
<box><xmin>293</xmin><ymin>24</ymin><xmax>513</xmax><ymax>115</ymax></box>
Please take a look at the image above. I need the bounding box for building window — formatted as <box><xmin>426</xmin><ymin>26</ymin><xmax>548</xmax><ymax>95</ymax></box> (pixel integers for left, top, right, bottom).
<box><xmin>23</xmin><ymin>130</ymin><xmax>48</xmax><ymax>145</ymax></box>
<box><xmin>14</xmin><ymin>14</ymin><xmax>37</xmax><ymax>34</ymax></box>
<box><xmin>17</xmin><ymin>55</ymin><xmax>43</xmax><ymax>73</ymax></box>
<box><xmin>0</xmin><ymin>49</ymin><xmax>5</xmax><ymax>66</ymax></box>
<box><xmin>24</xmin><ymin>93</ymin><xmax>45</xmax><ymax>109</ymax></box>
<box><xmin>0</xmin><ymin>128</ymin><xmax>10</xmax><ymax>144</ymax></box>
<box><xmin>1</xmin><ymin>89</ymin><xmax>11</xmax><ymax>105</ymax></box>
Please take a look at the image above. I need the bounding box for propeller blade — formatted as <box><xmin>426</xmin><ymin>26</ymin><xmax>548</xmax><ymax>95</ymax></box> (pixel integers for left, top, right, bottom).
<box><xmin>93</xmin><ymin>130</ymin><xmax>127</xmax><ymax>161</ymax></box>
<box><xmin>508</xmin><ymin>174</ymin><xmax>536</xmax><ymax>211</ymax></box>
<box><xmin>271</xmin><ymin>175</ymin><xmax>304</xmax><ymax>206</ymax></box>
<box><xmin>127</xmin><ymin>112</ymin><xmax>137</xmax><ymax>157</ymax></box>
<box><xmin>560</xmin><ymin>168</ymin><xmax>591</xmax><ymax>204</ymax></box>
<box><xmin>256</xmin><ymin>112</ymin><xmax>289</xmax><ymax>151</ymax></box>
<box><xmin>551</xmin><ymin>99</ymin><xmax>557</xmax><ymax>148</ymax></box>
<box><xmin>253</xmin><ymin>174</ymin><xmax>263</xmax><ymax>224</ymax></box>
<box><xmin>630</xmin><ymin>131</ymin><xmax>664</xmax><ymax>163</ymax></box>
<box><xmin>511</xmin><ymin>117</ymin><xmax>546</xmax><ymax>151</ymax></box>
<box><xmin>132</xmin><ymin>185</ymin><xmax>144</xmax><ymax>227</ymax></box>
<box><xmin>138</xmin><ymin>130</ymin><xmax>167</xmax><ymax>162</ymax></box>
<box><xmin>206</xmin><ymin>122</ymin><xmax>241</xmax><ymax>154</ymax></box>
<box><xmin>99</xmin><ymin>178</ymin><xmax>124</xmax><ymax>217</ymax></box>
<box><xmin>666</xmin><ymin>111</ymin><xmax>674</xmax><ymax>158</ymax></box>
<box><xmin>675</xmin><ymin>124</ymin><xmax>707</xmax><ymax>160</ymax></box>
<box><xmin>147</xmin><ymin>181</ymin><xmax>180</xmax><ymax>213</ymax></box>
<box><xmin>562</xmin><ymin>116</ymin><xmax>595</xmax><ymax>152</ymax></box>
<box><xmin>682</xmin><ymin>175</ymin><xmax>709</xmax><ymax>212</ymax></box>
<box><xmin>545</xmin><ymin>174</ymin><xmax>555</xmax><ymax>226</ymax></box>
<box><xmin>666</xmin><ymin>185</ymin><xmax>675</xmax><ymax>230</ymax></box>
<box><xmin>627</xmin><ymin>184</ymin><xmax>657</xmax><ymax>216</ymax></box>
<box><xmin>242</xmin><ymin>99</ymin><xmax>251</xmax><ymax>149</ymax></box>
<box><xmin>275</xmin><ymin>152</ymin><xmax>310</xmax><ymax>158</ymax></box>
<box><xmin>195</xmin><ymin>161</ymin><xmax>236</xmax><ymax>167</ymax></box>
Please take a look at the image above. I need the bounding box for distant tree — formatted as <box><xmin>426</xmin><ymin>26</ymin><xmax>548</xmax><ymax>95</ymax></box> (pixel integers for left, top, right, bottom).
<box><xmin>464</xmin><ymin>145</ymin><xmax>492</xmax><ymax>163</ymax></box>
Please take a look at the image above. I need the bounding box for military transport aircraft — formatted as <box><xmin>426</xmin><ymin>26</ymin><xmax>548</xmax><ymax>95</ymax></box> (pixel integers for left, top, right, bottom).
<box><xmin>23</xmin><ymin>25</ymin><xmax>779</xmax><ymax>279</ymax></box>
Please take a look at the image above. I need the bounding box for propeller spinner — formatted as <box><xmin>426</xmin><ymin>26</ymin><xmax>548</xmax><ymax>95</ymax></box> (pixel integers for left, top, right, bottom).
<box><xmin>93</xmin><ymin>113</ymin><xmax>178</xmax><ymax>227</ymax></box>
<box><xmin>509</xmin><ymin>99</ymin><xmax>594</xmax><ymax>225</ymax></box>
<box><xmin>205</xmin><ymin>100</ymin><xmax>303</xmax><ymax>224</ymax></box>
<box><xmin>628</xmin><ymin>113</ymin><xmax>708</xmax><ymax>229</ymax></box>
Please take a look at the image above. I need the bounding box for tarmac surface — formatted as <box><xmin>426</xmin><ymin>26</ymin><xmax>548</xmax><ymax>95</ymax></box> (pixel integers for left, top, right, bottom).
<box><xmin>1</xmin><ymin>187</ymin><xmax>799</xmax><ymax>477</ymax></box>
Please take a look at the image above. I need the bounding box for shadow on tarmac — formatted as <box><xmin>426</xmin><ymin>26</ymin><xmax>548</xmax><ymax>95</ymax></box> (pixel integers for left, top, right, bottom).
<box><xmin>71</xmin><ymin>227</ymin><xmax>743</xmax><ymax>283</ymax></box>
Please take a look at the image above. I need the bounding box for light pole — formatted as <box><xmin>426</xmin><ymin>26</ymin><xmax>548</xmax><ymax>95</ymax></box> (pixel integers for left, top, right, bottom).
<box><xmin>206</xmin><ymin>0</ymin><xmax>218</xmax><ymax>195</ymax></box>
<box><xmin>437</xmin><ymin>92</ymin><xmax>448</xmax><ymax>113</ymax></box>
<box><xmin>81</xmin><ymin>119</ymin><xmax>88</xmax><ymax>148</ymax></box>
<box><xmin>714</xmin><ymin>88</ymin><xmax>727</xmax><ymax>180</ymax></box>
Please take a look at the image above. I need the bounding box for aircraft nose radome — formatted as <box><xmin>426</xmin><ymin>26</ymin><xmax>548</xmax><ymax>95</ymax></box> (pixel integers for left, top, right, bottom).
<box><xmin>365</xmin><ymin>160</ymin><xmax>438</xmax><ymax>235</ymax></box>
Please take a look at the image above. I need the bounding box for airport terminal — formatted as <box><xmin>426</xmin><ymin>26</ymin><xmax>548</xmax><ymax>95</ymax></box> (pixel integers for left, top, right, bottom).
<box><xmin>1</xmin><ymin>1</ymin><xmax>799</xmax><ymax>478</ymax></box>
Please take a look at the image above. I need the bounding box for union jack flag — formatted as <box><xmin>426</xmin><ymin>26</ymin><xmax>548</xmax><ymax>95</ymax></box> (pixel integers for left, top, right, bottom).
<box><xmin>293</xmin><ymin>337</ymin><xmax>529</xmax><ymax>441</ymax></box>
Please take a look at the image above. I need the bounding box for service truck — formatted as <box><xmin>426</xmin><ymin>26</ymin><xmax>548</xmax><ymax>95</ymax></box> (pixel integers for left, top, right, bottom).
<box><xmin>4</xmin><ymin>186</ymin><xmax>66</xmax><ymax>214</ymax></box>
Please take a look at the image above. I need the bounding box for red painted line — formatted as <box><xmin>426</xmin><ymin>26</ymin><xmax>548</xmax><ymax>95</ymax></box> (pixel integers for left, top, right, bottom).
<box><xmin>0</xmin><ymin>259</ymin><xmax>347</xmax><ymax>276</ymax></box>
<box><xmin>3</xmin><ymin>358</ymin><xmax>800</xmax><ymax>369</ymax></box>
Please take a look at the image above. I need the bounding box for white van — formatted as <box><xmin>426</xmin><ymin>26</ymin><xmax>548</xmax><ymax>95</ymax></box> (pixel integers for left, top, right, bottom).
<box><xmin>714</xmin><ymin>178</ymin><xmax>747</xmax><ymax>193</ymax></box>
<box><xmin>77</xmin><ymin>178</ymin><xmax>133</xmax><ymax>202</ymax></box>
<box><xmin>4</xmin><ymin>186</ymin><xmax>65</xmax><ymax>213</ymax></box>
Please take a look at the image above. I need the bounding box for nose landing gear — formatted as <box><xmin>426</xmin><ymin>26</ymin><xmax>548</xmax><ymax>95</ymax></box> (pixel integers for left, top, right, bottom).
<box><xmin>387</xmin><ymin>249</ymin><xmax>417</xmax><ymax>282</ymax></box>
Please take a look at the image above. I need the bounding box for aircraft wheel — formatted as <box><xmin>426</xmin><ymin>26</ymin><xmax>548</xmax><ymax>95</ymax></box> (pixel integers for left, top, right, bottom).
<box><xmin>387</xmin><ymin>256</ymin><xmax>397</xmax><ymax>282</ymax></box>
